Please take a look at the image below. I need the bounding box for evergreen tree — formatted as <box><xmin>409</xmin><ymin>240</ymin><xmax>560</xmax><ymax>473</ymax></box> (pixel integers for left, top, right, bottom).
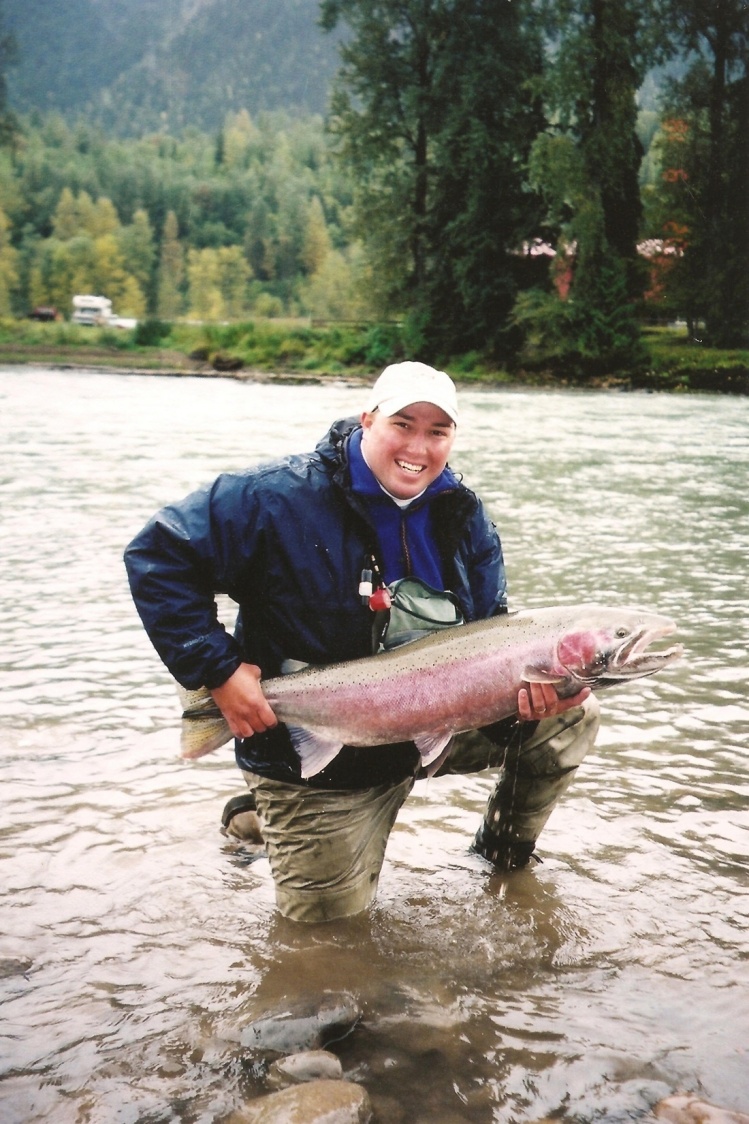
<box><xmin>518</xmin><ymin>0</ymin><xmax>667</xmax><ymax>373</ymax></box>
<box><xmin>557</xmin><ymin>0</ymin><xmax>648</xmax><ymax>295</ymax></box>
<box><xmin>321</xmin><ymin>0</ymin><xmax>544</xmax><ymax>357</ymax></box>
<box><xmin>419</xmin><ymin>0</ymin><xmax>545</xmax><ymax>356</ymax></box>
<box><xmin>659</xmin><ymin>0</ymin><xmax>748</xmax><ymax>346</ymax></box>
<box><xmin>0</xmin><ymin>1</ymin><xmax>16</xmax><ymax>148</ymax></box>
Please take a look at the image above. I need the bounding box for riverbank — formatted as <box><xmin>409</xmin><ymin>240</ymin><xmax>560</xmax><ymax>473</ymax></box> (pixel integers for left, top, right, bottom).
<box><xmin>1</xmin><ymin>319</ymin><xmax>747</xmax><ymax>394</ymax></box>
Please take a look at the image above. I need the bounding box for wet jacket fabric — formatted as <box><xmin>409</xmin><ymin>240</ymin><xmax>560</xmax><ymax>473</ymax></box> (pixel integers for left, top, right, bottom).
<box><xmin>124</xmin><ymin>417</ymin><xmax>507</xmax><ymax>789</ymax></box>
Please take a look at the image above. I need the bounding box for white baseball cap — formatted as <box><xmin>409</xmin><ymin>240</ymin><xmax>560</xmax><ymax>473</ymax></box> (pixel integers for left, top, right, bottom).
<box><xmin>364</xmin><ymin>361</ymin><xmax>459</xmax><ymax>425</ymax></box>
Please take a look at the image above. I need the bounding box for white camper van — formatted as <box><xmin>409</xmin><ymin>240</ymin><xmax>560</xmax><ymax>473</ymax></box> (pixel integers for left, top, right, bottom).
<box><xmin>70</xmin><ymin>295</ymin><xmax>137</xmax><ymax>329</ymax></box>
<box><xmin>71</xmin><ymin>295</ymin><xmax>113</xmax><ymax>326</ymax></box>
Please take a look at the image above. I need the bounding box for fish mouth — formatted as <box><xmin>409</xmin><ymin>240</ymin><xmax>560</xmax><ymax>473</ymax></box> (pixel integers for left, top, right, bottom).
<box><xmin>606</xmin><ymin>618</ymin><xmax>684</xmax><ymax>680</ymax></box>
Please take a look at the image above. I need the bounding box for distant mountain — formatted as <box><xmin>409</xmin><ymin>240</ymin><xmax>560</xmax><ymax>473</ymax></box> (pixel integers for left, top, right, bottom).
<box><xmin>4</xmin><ymin>0</ymin><xmax>341</xmax><ymax>133</ymax></box>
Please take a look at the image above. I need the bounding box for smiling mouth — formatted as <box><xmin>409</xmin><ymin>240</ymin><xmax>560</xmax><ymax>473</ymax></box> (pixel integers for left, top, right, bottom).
<box><xmin>396</xmin><ymin>460</ymin><xmax>424</xmax><ymax>475</ymax></box>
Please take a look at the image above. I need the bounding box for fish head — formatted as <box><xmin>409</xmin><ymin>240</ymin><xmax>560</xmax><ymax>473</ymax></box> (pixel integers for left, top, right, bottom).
<box><xmin>555</xmin><ymin>606</ymin><xmax>683</xmax><ymax>689</ymax></box>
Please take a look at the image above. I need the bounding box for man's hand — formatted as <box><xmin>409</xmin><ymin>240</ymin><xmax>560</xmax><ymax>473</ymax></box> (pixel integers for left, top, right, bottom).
<box><xmin>517</xmin><ymin>681</ymin><xmax>591</xmax><ymax>722</ymax></box>
<box><xmin>210</xmin><ymin>663</ymin><xmax>278</xmax><ymax>739</ymax></box>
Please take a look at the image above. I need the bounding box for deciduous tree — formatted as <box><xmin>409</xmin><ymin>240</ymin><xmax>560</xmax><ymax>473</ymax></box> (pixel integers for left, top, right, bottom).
<box><xmin>0</xmin><ymin>203</ymin><xmax>18</xmax><ymax>313</ymax></box>
<box><xmin>156</xmin><ymin>210</ymin><xmax>185</xmax><ymax>320</ymax></box>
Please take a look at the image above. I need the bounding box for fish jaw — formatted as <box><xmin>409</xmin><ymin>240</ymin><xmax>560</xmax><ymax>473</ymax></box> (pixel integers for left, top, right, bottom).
<box><xmin>556</xmin><ymin>613</ymin><xmax>683</xmax><ymax>687</ymax></box>
<box><xmin>606</xmin><ymin>618</ymin><xmax>684</xmax><ymax>681</ymax></box>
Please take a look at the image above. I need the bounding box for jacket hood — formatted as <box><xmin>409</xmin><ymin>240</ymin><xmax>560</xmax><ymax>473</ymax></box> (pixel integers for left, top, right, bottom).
<box><xmin>315</xmin><ymin>416</ymin><xmax>361</xmax><ymax>468</ymax></box>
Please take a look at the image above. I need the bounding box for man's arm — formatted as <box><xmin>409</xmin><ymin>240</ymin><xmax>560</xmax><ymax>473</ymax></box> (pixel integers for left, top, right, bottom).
<box><xmin>124</xmin><ymin>475</ymin><xmax>253</xmax><ymax>690</ymax></box>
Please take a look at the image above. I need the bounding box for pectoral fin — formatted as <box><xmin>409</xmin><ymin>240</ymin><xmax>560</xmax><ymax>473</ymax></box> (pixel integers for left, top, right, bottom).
<box><xmin>287</xmin><ymin>726</ymin><xmax>344</xmax><ymax>779</ymax></box>
<box><xmin>522</xmin><ymin>665</ymin><xmax>566</xmax><ymax>684</ymax></box>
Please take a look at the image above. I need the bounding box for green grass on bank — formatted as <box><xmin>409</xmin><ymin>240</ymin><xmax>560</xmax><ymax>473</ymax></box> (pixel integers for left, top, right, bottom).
<box><xmin>0</xmin><ymin>317</ymin><xmax>747</xmax><ymax>391</ymax></box>
<box><xmin>0</xmin><ymin>317</ymin><xmax>407</xmax><ymax>375</ymax></box>
<box><xmin>642</xmin><ymin>325</ymin><xmax>749</xmax><ymax>373</ymax></box>
<box><xmin>637</xmin><ymin>326</ymin><xmax>749</xmax><ymax>393</ymax></box>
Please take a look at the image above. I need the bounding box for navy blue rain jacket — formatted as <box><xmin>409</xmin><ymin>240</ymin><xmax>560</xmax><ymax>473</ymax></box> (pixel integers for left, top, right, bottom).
<box><xmin>124</xmin><ymin>417</ymin><xmax>507</xmax><ymax>788</ymax></box>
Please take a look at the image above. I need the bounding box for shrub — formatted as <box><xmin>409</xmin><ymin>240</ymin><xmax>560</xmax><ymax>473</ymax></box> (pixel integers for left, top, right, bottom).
<box><xmin>211</xmin><ymin>351</ymin><xmax>243</xmax><ymax>371</ymax></box>
<box><xmin>362</xmin><ymin>324</ymin><xmax>403</xmax><ymax>367</ymax></box>
<box><xmin>134</xmin><ymin>319</ymin><xmax>172</xmax><ymax>347</ymax></box>
<box><xmin>277</xmin><ymin>337</ymin><xmax>307</xmax><ymax>362</ymax></box>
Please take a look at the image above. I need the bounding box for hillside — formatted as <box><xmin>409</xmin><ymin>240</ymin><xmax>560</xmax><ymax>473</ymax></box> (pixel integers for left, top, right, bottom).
<box><xmin>4</xmin><ymin>0</ymin><xmax>341</xmax><ymax>133</ymax></box>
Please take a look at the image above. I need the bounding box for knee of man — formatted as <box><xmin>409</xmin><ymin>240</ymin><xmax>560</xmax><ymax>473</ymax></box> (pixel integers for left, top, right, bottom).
<box><xmin>549</xmin><ymin>694</ymin><xmax>600</xmax><ymax>770</ymax></box>
<box><xmin>515</xmin><ymin>694</ymin><xmax>601</xmax><ymax>776</ymax></box>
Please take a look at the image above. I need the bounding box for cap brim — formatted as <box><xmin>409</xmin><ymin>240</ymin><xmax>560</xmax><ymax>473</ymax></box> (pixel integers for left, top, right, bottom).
<box><xmin>375</xmin><ymin>395</ymin><xmax>458</xmax><ymax>424</ymax></box>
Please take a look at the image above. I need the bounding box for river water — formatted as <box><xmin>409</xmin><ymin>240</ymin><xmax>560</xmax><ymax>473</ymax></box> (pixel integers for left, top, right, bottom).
<box><xmin>1</xmin><ymin>367</ymin><xmax>747</xmax><ymax>1124</ymax></box>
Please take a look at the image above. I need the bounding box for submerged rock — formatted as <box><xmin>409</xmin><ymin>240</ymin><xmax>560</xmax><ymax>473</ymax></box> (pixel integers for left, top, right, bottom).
<box><xmin>0</xmin><ymin>957</ymin><xmax>32</xmax><ymax>979</ymax></box>
<box><xmin>266</xmin><ymin>1049</ymin><xmax>343</xmax><ymax>1089</ymax></box>
<box><xmin>234</xmin><ymin>1079</ymin><xmax>372</xmax><ymax>1123</ymax></box>
<box><xmin>240</xmin><ymin>991</ymin><xmax>362</xmax><ymax>1055</ymax></box>
<box><xmin>654</xmin><ymin>1095</ymin><xmax>749</xmax><ymax>1124</ymax></box>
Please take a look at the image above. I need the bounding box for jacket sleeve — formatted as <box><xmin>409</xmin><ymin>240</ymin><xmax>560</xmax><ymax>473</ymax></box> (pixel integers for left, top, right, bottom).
<box><xmin>123</xmin><ymin>474</ymin><xmax>257</xmax><ymax>690</ymax></box>
<box><xmin>462</xmin><ymin>497</ymin><xmax>508</xmax><ymax>619</ymax></box>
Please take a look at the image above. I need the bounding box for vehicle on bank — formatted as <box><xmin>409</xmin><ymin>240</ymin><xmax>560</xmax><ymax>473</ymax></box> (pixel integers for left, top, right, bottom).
<box><xmin>28</xmin><ymin>306</ymin><xmax>60</xmax><ymax>322</ymax></box>
<box><xmin>71</xmin><ymin>295</ymin><xmax>137</xmax><ymax>329</ymax></box>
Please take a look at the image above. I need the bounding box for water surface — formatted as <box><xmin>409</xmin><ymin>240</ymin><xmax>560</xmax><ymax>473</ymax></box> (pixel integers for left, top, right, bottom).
<box><xmin>1</xmin><ymin>368</ymin><xmax>747</xmax><ymax>1123</ymax></box>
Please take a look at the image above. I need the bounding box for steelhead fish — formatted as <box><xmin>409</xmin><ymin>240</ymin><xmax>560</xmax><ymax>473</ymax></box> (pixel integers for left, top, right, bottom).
<box><xmin>177</xmin><ymin>604</ymin><xmax>682</xmax><ymax>778</ymax></box>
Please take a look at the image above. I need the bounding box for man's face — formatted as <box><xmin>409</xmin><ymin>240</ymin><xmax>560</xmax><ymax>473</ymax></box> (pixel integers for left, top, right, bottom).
<box><xmin>360</xmin><ymin>401</ymin><xmax>456</xmax><ymax>501</ymax></box>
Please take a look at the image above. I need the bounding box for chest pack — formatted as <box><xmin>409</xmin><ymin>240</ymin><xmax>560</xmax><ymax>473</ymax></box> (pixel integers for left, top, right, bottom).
<box><xmin>378</xmin><ymin>576</ymin><xmax>465</xmax><ymax>651</ymax></box>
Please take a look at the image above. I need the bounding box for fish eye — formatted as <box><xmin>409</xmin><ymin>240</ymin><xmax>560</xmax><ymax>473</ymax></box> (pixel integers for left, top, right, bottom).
<box><xmin>615</xmin><ymin>627</ymin><xmax>629</xmax><ymax>638</ymax></box>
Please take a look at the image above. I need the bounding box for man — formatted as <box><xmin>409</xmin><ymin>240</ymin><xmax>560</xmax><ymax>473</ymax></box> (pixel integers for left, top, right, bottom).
<box><xmin>125</xmin><ymin>362</ymin><xmax>599</xmax><ymax>922</ymax></box>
